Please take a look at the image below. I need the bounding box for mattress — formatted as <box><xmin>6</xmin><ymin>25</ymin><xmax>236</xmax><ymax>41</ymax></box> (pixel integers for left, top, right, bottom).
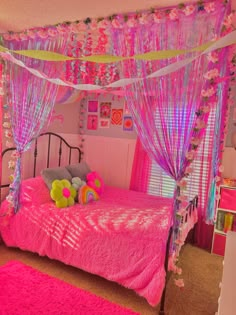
<box><xmin>0</xmin><ymin>183</ymin><xmax>173</xmax><ymax>306</ymax></box>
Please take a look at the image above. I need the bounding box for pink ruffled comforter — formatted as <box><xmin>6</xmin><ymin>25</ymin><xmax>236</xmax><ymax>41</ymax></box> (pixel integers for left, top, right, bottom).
<box><xmin>0</xmin><ymin>186</ymin><xmax>173</xmax><ymax>306</ymax></box>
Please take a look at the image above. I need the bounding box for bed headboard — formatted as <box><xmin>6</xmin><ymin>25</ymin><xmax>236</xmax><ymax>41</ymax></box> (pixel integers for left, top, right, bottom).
<box><xmin>0</xmin><ymin>132</ymin><xmax>82</xmax><ymax>200</ymax></box>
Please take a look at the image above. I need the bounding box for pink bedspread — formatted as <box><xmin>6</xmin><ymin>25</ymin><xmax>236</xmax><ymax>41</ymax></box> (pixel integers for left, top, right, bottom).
<box><xmin>0</xmin><ymin>186</ymin><xmax>173</xmax><ymax>306</ymax></box>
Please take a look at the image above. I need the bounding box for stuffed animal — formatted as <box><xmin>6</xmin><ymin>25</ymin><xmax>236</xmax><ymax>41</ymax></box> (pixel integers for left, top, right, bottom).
<box><xmin>71</xmin><ymin>177</ymin><xmax>86</xmax><ymax>191</ymax></box>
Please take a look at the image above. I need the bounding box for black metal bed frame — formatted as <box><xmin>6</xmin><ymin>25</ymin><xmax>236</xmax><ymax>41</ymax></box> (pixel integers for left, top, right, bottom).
<box><xmin>0</xmin><ymin>132</ymin><xmax>82</xmax><ymax>197</ymax></box>
<box><xmin>0</xmin><ymin>132</ymin><xmax>198</xmax><ymax>315</ymax></box>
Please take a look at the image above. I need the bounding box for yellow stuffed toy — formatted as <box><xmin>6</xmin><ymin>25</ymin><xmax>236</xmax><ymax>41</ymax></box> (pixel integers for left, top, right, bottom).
<box><xmin>50</xmin><ymin>179</ymin><xmax>76</xmax><ymax>208</ymax></box>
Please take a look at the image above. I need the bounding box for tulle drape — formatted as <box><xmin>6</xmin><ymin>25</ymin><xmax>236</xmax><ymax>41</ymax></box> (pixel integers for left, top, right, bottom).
<box><xmin>110</xmin><ymin>3</ymin><xmax>228</xmax><ymax>251</ymax></box>
<box><xmin>4</xmin><ymin>34</ymin><xmax>70</xmax><ymax>211</ymax></box>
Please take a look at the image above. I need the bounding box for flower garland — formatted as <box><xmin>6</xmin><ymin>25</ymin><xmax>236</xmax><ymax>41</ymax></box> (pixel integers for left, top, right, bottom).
<box><xmin>171</xmin><ymin>9</ymin><xmax>235</xmax><ymax>288</ymax></box>
<box><xmin>0</xmin><ymin>62</ymin><xmax>18</xmax><ymax>224</ymax></box>
<box><xmin>1</xmin><ymin>1</ymin><xmax>228</xmax><ymax>42</ymax></box>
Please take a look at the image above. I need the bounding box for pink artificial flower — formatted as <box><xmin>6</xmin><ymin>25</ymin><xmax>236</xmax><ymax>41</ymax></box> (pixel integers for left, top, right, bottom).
<box><xmin>201</xmin><ymin>87</ymin><xmax>216</xmax><ymax>98</ymax></box>
<box><xmin>126</xmin><ymin>17</ymin><xmax>138</xmax><ymax>28</ymax></box>
<box><xmin>3</xmin><ymin>122</ymin><xmax>11</xmax><ymax>128</ymax></box>
<box><xmin>26</xmin><ymin>30</ymin><xmax>36</xmax><ymax>39</ymax></box>
<box><xmin>219</xmin><ymin>165</ymin><xmax>224</xmax><ymax>173</ymax></box>
<box><xmin>204</xmin><ymin>2</ymin><xmax>215</xmax><ymax>13</ymax></box>
<box><xmin>4</xmin><ymin>130</ymin><xmax>13</xmax><ymax>138</ymax></box>
<box><xmin>56</xmin><ymin>24</ymin><xmax>67</xmax><ymax>34</ymax></box>
<box><xmin>176</xmin><ymin>267</ymin><xmax>182</xmax><ymax>275</ymax></box>
<box><xmin>175</xmin><ymin>238</ymin><xmax>185</xmax><ymax>246</ymax></box>
<box><xmin>174</xmin><ymin>278</ymin><xmax>185</xmax><ymax>288</ymax></box>
<box><xmin>185</xmin><ymin>166</ymin><xmax>193</xmax><ymax>174</ymax></box>
<box><xmin>195</xmin><ymin>119</ymin><xmax>206</xmax><ymax>129</ymax></box>
<box><xmin>19</xmin><ymin>33</ymin><xmax>28</xmax><ymax>40</ymax></box>
<box><xmin>204</xmin><ymin>68</ymin><xmax>219</xmax><ymax>80</ymax></box>
<box><xmin>6</xmin><ymin>193</ymin><xmax>13</xmax><ymax>204</ymax></box>
<box><xmin>3</xmin><ymin>33</ymin><xmax>12</xmax><ymax>41</ymax></box>
<box><xmin>177</xmin><ymin>179</ymin><xmax>187</xmax><ymax>189</ymax></box>
<box><xmin>190</xmin><ymin>137</ymin><xmax>201</xmax><ymax>146</ymax></box>
<box><xmin>11</xmin><ymin>150</ymin><xmax>20</xmax><ymax>159</ymax></box>
<box><xmin>111</xmin><ymin>18</ymin><xmax>121</xmax><ymax>28</ymax></box>
<box><xmin>168</xmin><ymin>254</ymin><xmax>178</xmax><ymax>272</ymax></box>
<box><xmin>48</xmin><ymin>28</ymin><xmax>58</xmax><ymax>37</ymax></box>
<box><xmin>4</xmin><ymin>112</ymin><xmax>11</xmax><ymax>119</ymax></box>
<box><xmin>98</xmin><ymin>19</ymin><xmax>109</xmax><ymax>29</ymax></box>
<box><xmin>69</xmin><ymin>23</ymin><xmax>78</xmax><ymax>33</ymax></box>
<box><xmin>153</xmin><ymin>12</ymin><xmax>162</xmax><ymax>23</ymax></box>
<box><xmin>11</xmin><ymin>33</ymin><xmax>20</xmax><ymax>41</ymax></box>
<box><xmin>90</xmin><ymin>20</ymin><xmax>98</xmax><ymax>30</ymax></box>
<box><xmin>169</xmin><ymin>8</ymin><xmax>179</xmax><ymax>21</ymax></box>
<box><xmin>200</xmin><ymin>105</ymin><xmax>210</xmax><ymax>113</ymax></box>
<box><xmin>76</xmin><ymin>22</ymin><xmax>87</xmax><ymax>32</ymax></box>
<box><xmin>223</xmin><ymin>13</ymin><xmax>233</xmax><ymax>29</ymax></box>
<box><xmin>207</xmin><ymin>51</ymin><xmax>218</xmax><ymax>63</ymax></box>
<box><xmin>139</xmin><ymin>13</ymin><xmax>149</xmax><ymax>24</ymax></box>
<box><xmin>37</xmin><ymin>29</ymin><xmax>48</xmax><ymax>39</ymax></box>
<box><xmin>186</xmin><ymin>150</ymin><xmax>195</xmax><ymax>160</ymax></box>
<box><xmin>8</xmin><ymin>160</ymin><xmax>15</xmax><ymax>170</ymax></box>
<box><xmin>183</xmin><ymin>5</ymin><xmax>195</xmax><ymax>16</ymax></box>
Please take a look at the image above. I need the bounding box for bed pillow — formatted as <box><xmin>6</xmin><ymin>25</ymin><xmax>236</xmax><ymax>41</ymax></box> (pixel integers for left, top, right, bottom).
<box><xmin>78</xmin><ymin>185</ymin><xmax>100</xmax><ymax>205</ymax></box>
<box><xmin>65</xmin><ymin>161</ymin><xmax>91</xmax><ymax>182</ymax></box>
<box><xmin>86</xmin><ymin>171</ymin><xmax>104</xmax><ymax>195</ymax></box>
<box><xmin>50</xmin><ymin>179</ymin><xmax>76</xmax><ymax>208</ymax></box>
<box><xmin>20</xmin><ymin>176</ymin><xmax>51</xmax><ymax>205</ymax></box>
<box><xmin>41</xmin><ymin>166</ymin><xmax>72</xmax><ymax>190</ymax></box>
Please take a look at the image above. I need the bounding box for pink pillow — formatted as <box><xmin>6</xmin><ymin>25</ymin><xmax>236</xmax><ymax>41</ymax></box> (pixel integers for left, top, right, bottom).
<box><xmin>20</xmin><ymin>176</ymin><xmax>51</xmax><ymax>205</ymax></box>
<box><xmin>86</xmin><ymin>171</ymin><xmax>104</xmax><ymax>196</ymax></box>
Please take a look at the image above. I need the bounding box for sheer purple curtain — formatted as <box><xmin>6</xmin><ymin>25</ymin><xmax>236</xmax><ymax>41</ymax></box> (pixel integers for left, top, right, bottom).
<box><xmin>110</xmin><ymin>3</ymin><xmax>228</xmax><ymax>252</ymax></box>
<box><xmin>4</xmin><ymin>34</ymin><xmax>70</xmax><ymax>211</ymax></box>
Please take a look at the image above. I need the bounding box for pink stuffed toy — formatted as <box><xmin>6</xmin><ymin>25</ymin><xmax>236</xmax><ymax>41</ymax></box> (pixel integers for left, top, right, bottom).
<box><xmin>86</xmin><ymin>171</ymin><xmax>104</xmax><ymax>195</ymax></box>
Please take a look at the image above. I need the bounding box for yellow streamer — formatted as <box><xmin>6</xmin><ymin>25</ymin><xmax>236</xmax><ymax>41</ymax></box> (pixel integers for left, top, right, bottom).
<box><xmin>0</xmin><ymin>40</ymin><xmax>218</xmax><ymax>63</ymax></box>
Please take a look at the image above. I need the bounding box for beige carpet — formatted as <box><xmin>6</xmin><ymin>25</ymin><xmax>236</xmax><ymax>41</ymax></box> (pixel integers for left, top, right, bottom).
<box><xmin>0</xmin><ymin>243</ymin><xmax>223</xmax><ymax>315</ymax></box>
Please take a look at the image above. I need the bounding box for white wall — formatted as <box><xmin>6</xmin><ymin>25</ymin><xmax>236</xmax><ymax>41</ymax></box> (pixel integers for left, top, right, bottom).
<box><xmin>83</xmin><ymin>135</ymin><xmax>136</xmax><ymax>189</ymax></box>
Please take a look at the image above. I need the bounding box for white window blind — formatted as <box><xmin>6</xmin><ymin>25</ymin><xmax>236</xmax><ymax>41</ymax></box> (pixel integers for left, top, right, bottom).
<box><xmin>147</xmin><ymin>108</ymin><xmax>217</xmax><ymax>202</ymax></box>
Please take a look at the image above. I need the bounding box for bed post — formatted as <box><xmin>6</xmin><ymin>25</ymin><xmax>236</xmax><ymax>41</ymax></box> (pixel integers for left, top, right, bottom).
<box><xmin>159</xmin><ymin>226</ymin><xmax>173</xmax><ymax>315</ymax></box>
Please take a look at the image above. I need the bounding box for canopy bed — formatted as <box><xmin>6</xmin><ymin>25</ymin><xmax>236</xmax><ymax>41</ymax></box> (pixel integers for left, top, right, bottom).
<box><xmin>0</xmin><ymin>0</ymin><xmax>234</xmax><ymax>314</ymax></box>
<box><xmin>0</xmin><ymin>132</ymin><xmax>198</xmax><ymax>313</ymax></box>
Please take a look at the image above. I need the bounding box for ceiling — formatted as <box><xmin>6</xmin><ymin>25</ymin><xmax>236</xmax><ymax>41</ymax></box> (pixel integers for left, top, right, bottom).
<box><xmin>1</xmin><ymin>0</ymin><xmax>234</xmax><ymax>34</ymax></box>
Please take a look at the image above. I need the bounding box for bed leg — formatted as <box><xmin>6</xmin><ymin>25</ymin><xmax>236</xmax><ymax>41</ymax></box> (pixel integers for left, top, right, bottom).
<box><xmin>158</xmin><ymin>226</ymin><xmax>173</xmax><ymax>315</ymax></box>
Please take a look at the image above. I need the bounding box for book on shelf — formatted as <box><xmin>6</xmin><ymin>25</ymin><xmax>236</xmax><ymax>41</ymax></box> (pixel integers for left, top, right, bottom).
<box><xmin>216</xmin><ymin>211</ymin><xmax>225</xmax><ymax>231</ymax></box>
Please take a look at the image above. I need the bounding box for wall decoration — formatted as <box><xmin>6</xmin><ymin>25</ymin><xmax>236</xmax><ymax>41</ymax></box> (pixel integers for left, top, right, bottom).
<box><xmin>111</xmin><ymin>109</ymin><xmax>123</xmax><ymax>125</ymax></box>
<box><xmin>100</xmin><ymin>102</ymin><xmax>111</xmax><ymax>118</ymax></box>
<box><xmin>123</xmin><ymin>116</ymin><xmax>133</xmax><ymax>131</ymax></box>
<box><xmin>99</xmin><ymin>119</ymin><xmax>110</xmax><ymax>128</ymax></box>
<box><xmin>87</xmin><ymin>100</ymin><xmax>98</xmax><ymax>113</ymax></box>
<box><xmin>87</xmin><ymin>114</ymin><xmax>98</xmax><ymax>130</ymax></box>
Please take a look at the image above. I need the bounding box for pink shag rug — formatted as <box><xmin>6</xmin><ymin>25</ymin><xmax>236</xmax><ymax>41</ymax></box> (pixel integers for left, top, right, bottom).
<box><xmin>0</xmin><ymin>261</ymin><xmax>139</xmax><ymax>315</ymax></box>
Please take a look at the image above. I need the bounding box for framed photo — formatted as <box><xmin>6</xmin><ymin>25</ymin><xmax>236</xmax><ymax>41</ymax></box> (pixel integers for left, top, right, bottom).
<box><xmin>100</xmin><ymin>102</ymin><xmax>112</xmax><ymax>118</ymax></box>
<box><xmin>87</xmin><ymin>100</ymin><xmax>99</xmax><ymax>113</ymax></box>
<box><xmin>123</xmin><ymin>116</ymin><xmax>133</xmax><ymax>131</ymax></box>
<box><xmin>111</xmin><ymin>109</ymin><xmax>123</xmax><ymax>125</ymax></box>
<box><xmin>87</xmin><ymin>114</ymin><xmax>98</xmax><ymax>130</ymax></box>
<box><xmin>99</xmin><ymin>119</ymin><xmax>110</xmax><ymax>128</ymax></box>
